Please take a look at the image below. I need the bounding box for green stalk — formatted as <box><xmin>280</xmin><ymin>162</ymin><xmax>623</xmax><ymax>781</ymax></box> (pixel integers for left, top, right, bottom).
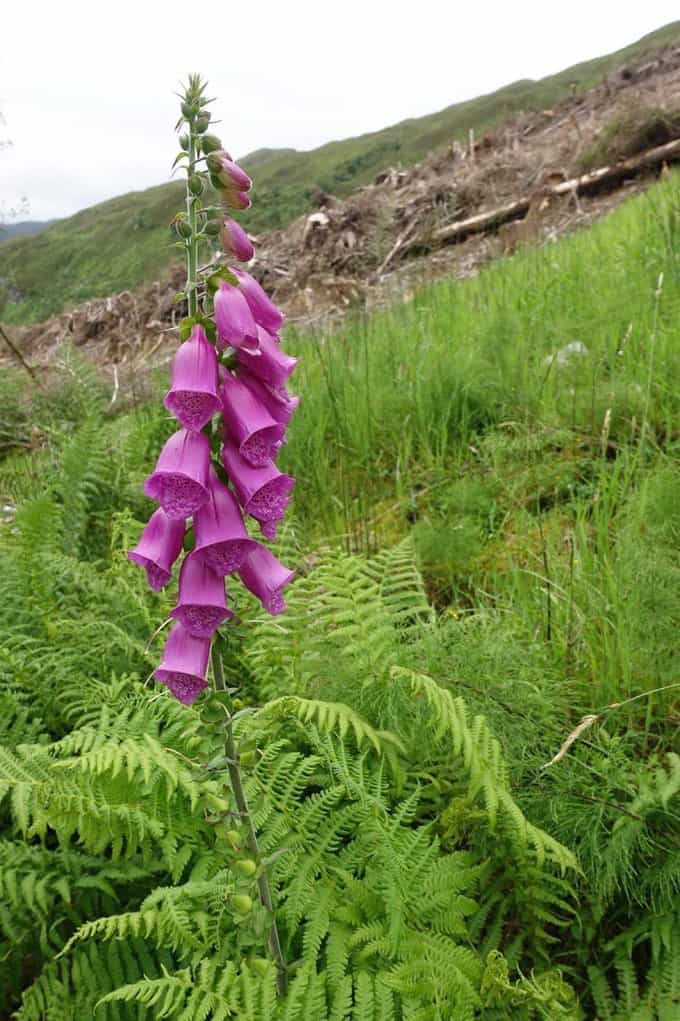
<box><xmin>212</xmin><ymin>650</ymin><xmax>288</xmax><ymax>996</ymax></box>
<box><xmin>186</xmin><ymin>123</ymin><xmax>199</xmax><ymax>318</ymax></box>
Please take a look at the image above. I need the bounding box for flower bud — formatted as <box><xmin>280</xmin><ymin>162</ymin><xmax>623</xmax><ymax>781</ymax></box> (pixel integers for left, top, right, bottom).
<box><xmin>175</xmin><ymin>219</ymin><xmax>193</xmax><ymax>239</ymax></box>
<box><xmin>202</xmin><ymin>703</ymin><xmax>223</xmax><ymax>723</ymax></box>
<box><xmin>234</xmin><ymin>858</ymin><xmax>257</xmax><ymax>877</ymax></box>
<box><xmin>196</xmin><ymin>113</ymin><xmax>211</xmax><ymax>132</ymax></box>
<box><xmin>207</xmin><ymin>153</ymin><xmax>252</xmax><ymax>193</ymax></box>
<box><xmin>202</xmin><ymin>134</ymin><xmax>224</xmax><ymax>155</ymax></box>
<box><xmin>220</xmin><ymin>189</ymin><xmax>252</xmax><ymax>211</ymax></box>
<box><xmin>204</xmin><ymin>220</ymin><xmax>222</xmax><ymax>237</ymax></box>
<box><xmin>188</xmin><ymin>174</ymin><xmax>204</xmax><ymax>196</ymax></box>
<box><xmin>179</xmin><ymin>133</ymin><xmax>190</xmax><ymax>151</ymax></box>
<box><xmin>225</xmin><ymin>829</ymin><xmax>242</xmax><ymax>849</ymax></box>
<box><xmin>232</xmin><ymin>894</ymin><xmax>253</xmax><ymax>914</ymax></box>
<box><xmin>221</xmin><ymin>218</ymin><xmax>254</xmax><ymax>262</ymax></box>
<box><xmin>181</xmin><ymin>101</ymin><xmax>194</xmax><ymax>119</ymax></box>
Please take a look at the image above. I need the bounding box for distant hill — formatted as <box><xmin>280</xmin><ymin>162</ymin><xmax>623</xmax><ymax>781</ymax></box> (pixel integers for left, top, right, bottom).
<box><xmin>0</xmin><ymin>220</ymin><xmax>58</xmax><ymax>242</ymax></box>
<box><xmin>2</xmin><ymin>19</ymin><xmax>679</xmax><ymax>325</ymax></box>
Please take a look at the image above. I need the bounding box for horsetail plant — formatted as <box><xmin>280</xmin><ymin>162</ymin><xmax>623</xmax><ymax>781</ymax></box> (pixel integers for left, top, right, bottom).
<box><xmin>127</xmin><ymin>74</ymin><xmax>296</xmax><ymax>992</ymax></box>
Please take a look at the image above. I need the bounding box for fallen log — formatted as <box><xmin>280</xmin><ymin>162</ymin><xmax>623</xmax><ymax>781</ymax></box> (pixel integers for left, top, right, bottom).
<box><xmin>426</xmin><ymin>136</ymin><xmax>680</xmax><ymax>249</ymax></box>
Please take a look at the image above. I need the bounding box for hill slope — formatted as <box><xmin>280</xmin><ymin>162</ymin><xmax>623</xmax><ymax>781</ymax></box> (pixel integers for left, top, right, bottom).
<box><xmin>2</xmin><ymin>19</ymin><xmax>679</xmax><ymax>325</ymax></box>
<box><xmin>0</xmin><ymin>220</ymin><xmax>58</xmax><ymax>241</ymax></box>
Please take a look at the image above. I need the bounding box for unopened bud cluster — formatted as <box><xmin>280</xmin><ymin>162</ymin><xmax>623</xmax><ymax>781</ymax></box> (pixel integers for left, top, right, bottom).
<box><xmin>128</xmin><ymin>75</ymin><xmax>299</xmax><ymax>705</ymax></box>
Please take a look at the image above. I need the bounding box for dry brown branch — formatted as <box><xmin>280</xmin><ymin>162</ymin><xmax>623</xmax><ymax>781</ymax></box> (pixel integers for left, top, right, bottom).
<box><xmin>542</xmin><ymin>714</ymin><xmax>599</xmax><ymax>769</ymax></box>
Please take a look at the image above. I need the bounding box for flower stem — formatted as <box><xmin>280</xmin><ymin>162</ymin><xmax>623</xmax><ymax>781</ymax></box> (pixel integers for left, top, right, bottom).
<box><xmin>186</xmin><ymin>125</ymin><xmax>199</xmax><ymax>318</ymax></box>
<box><xmin>211</xmin><ymin>649</ymin><xmax>288</xmax><ymax>995</ymax></box>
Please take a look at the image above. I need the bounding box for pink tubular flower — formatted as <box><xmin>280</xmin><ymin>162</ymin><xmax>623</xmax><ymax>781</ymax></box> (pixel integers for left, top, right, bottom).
<box><xmin>221</xmin><ymin>217</ymin><xmax>254</xmax><ymax>262</ymax></box>
<box><xmin>207</xmin><ymin>152</ymin><xmax>252</xmax><ymax>192</ymax></box>
<box><xmin>164</xmin><ymin>325</ymin><xmax>220</xmax><ymax>431</ymax></box>
<box><xmin>239</xmin><ymin>545</ymin><xmax>295</xmax><ymax>615</ymax></box>
<box><xmin>221</xmin><ymin>371</ymin><xmax>285</xmax><ymax>467</ymax></box>
<box><xmin>155</xmin><ymin>621</ymin><xmax>211</xmax><ymax>705</ymax></box>
<box><xmin>221</xmin><ymin>189</ymin><xmax>251</xmax><ymax>211</ymax></box>
<box><xmin>144</xmin><ymin>429</ymin><xmax>211</xmax><ymax>519</ymax></box>
<box><xmin>193</xmin><ymin>467</ymin><xmax>257</xmax><ymax>575</ymax></box>
<box><xmin>235</xmin><ymin>367</ymin><xmax>300</xmax><ymax>429</ymax></box>
<box><xmin>214</xmin><ymin>280</ymin><xmax>259</xmax><ymax>352</ymax></box>
<box><xmin>127</xmin><ymin>508</ymin><xmax>185</xmax><ymax>591</ymax></box>
<box><xmin>170</xmin><ymin>553</ymin><xmax>233</xmax><ymax>637</ymax></box>
<box><xmin>237</xmin><ymin>326</ymin><xmax>298</xmax><ymax>388</ymax></box>
<box><xmin>222</xmin><ymin>441</ymin><xmax>294</xmax><ymax>539</ymax></box>
<box><xmin>232</xmin><ymin>269</ymin><xmax>284</xmax><ymax>333</ymax></box>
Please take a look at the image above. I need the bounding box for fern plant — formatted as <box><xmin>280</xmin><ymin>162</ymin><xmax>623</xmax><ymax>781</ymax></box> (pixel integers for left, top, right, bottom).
<box><xmin>0</xmin><ymin>461</ymin><xmax>578</xmax><ymax>1018</ymax></box>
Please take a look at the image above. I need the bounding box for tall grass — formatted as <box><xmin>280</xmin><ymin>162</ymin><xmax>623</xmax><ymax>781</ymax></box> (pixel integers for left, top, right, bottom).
<box><xmin>283</xmin><ymin>171</ymin><xmax>680</xmax><ymax>535</ymax></box>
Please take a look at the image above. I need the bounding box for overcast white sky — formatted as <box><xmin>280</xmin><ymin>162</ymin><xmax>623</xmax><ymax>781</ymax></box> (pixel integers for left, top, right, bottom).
<box><xmin>1</xmin><ymin>1</ymin><xmax>679</xmax><ymax>221</ymax></box>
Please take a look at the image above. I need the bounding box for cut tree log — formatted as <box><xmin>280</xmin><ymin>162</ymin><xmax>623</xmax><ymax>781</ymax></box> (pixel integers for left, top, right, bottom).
<box><xmin>423</xmin><ymin>136</ymin><xmax>680</xmax><ymax>250</ymax></box>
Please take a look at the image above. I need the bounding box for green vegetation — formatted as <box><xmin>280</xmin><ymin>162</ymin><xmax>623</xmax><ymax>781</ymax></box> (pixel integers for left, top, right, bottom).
<box><xmin>1</xmin><ymin>168</ymin><xmax>680</xmax><ymax>1019</ymax></box>
<box><xmin>3</xmin><ymin>20</ymin><xmax>680</xmax><ymax>325</ymax></box>
<box><xmin>579</xmin><ymin>103</ymin><xmax>680</xmax><ymax>170</ymax></box>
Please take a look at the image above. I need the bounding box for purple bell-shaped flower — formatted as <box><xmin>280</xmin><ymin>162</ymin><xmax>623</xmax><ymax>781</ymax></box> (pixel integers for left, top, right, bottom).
<box><xmin>164</xmin><ymin>325</ymin><xmax>221</xmax><ymax>431</ymax></box>
<box><xmin>222</xmin><ymin>441</ymin><xmax>294</xmax><ymax>540</ymax></box>
<box><xmin>237</xmin><ymin>326</ymin><xmax>298</xmax><ymax>388</ymax></box>
<box><xmin>193</xmin><ymin>467</ymin><xmax>257</xmax><ymax>575</ymax></box>
<box><xmin>144</xmin><ymin>429</ymin><xmax>211</xmax><ymax>519</ymax></box>
<box><xmin>221</xmin><ymin>217</ymin><xmax>254</xmax><ymax>262</ymax></box>
<box><xmin>127</xmin><ymin>508</ymin><xmax>185</xmax><ymax>591</ymax></box>
<box><xmin>214</xmin><ymin>280</ymin><xmax>259</xmax><ymax>352</ymax></box>
<box><xmin>235</xmin><ymin>367</ymin><xmax>299</xmax><ymax>430</ymax></box>
<box><xmin>170</xmin><ymin>553</ymin><xmax>233</xmax><ymax>637</ymax></box>
<box><xmin>239</xmin><ymin>545</ymin><xmax>295</xmax><ymax>615</ymax></box>
<box><xmin>221</xmin><ymin>371</ymin><xmax>285</xmax><ymax>467</ymax></box>
<box><xmin>155</xmin><ymin>621</ymin><xmax>211</xmax><ymax>705</ymax></box>
<box><xmin>232</xmin><ymin>269</ymin><xmax>284</xmax><ymax>333</ymax></box>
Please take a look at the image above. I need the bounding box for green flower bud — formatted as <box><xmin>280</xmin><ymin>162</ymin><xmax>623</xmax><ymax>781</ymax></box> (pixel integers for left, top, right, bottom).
<box><xmin>232</xmin><ymin>895</ymin><xmax>253</xmax><ymax>915</ymax></box>
<box><xmin>188</xmin><ymin>174</ymin><xmax>204</xmax><ymax>197</ymax></box>
<box><xmin>179</xmin><ymin>133</ymin><xmax>190</xmax><ymax>151</ymax></box>
<box><xmin>196</xmin><ymin>113</ymin><xmax>211</xmax><ymax>133</ymax></box>
<box><xmin>181</xmin><ymin>101</ymin><xmax>194</xmax><ymax>120</ymax></box>
<box><xmin>202</xmin><ymin>134</ymin><xmax>223</xmax><ymax>154</ymax></box>
<box><xmin>201</xmin><ymin>704</ymin><xmax>223</xmax><ymax>723</ymax></box>
<box><xmin>225</xmin><ymin>830</ymin><xmax>242</xmax><ymax>850</ymax></box>
<box><xmin>234</xmin><ymin>859</ymin><xmax>257</xmax><ymax>877</ymax></box>
<box><xmin>175</xmin><ymin>219</ymin><xmax>192</xmax><ymax>239</ymax></box>
<box><xmin>204</xmin><ymin>220</ymin><xmax>221</xmax><ymax>237</ymax></box>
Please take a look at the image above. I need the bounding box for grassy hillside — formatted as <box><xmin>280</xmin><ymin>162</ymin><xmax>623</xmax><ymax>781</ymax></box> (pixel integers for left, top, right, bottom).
<box><xmin>2</xmin><ymin>19</ymin><xmax>679</xmax><ymax>326</ymax></box>
<box><xmin>1</xmin><ymin>165</ymin><xmax>679</xmax><ymax>1018</ymax></box>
